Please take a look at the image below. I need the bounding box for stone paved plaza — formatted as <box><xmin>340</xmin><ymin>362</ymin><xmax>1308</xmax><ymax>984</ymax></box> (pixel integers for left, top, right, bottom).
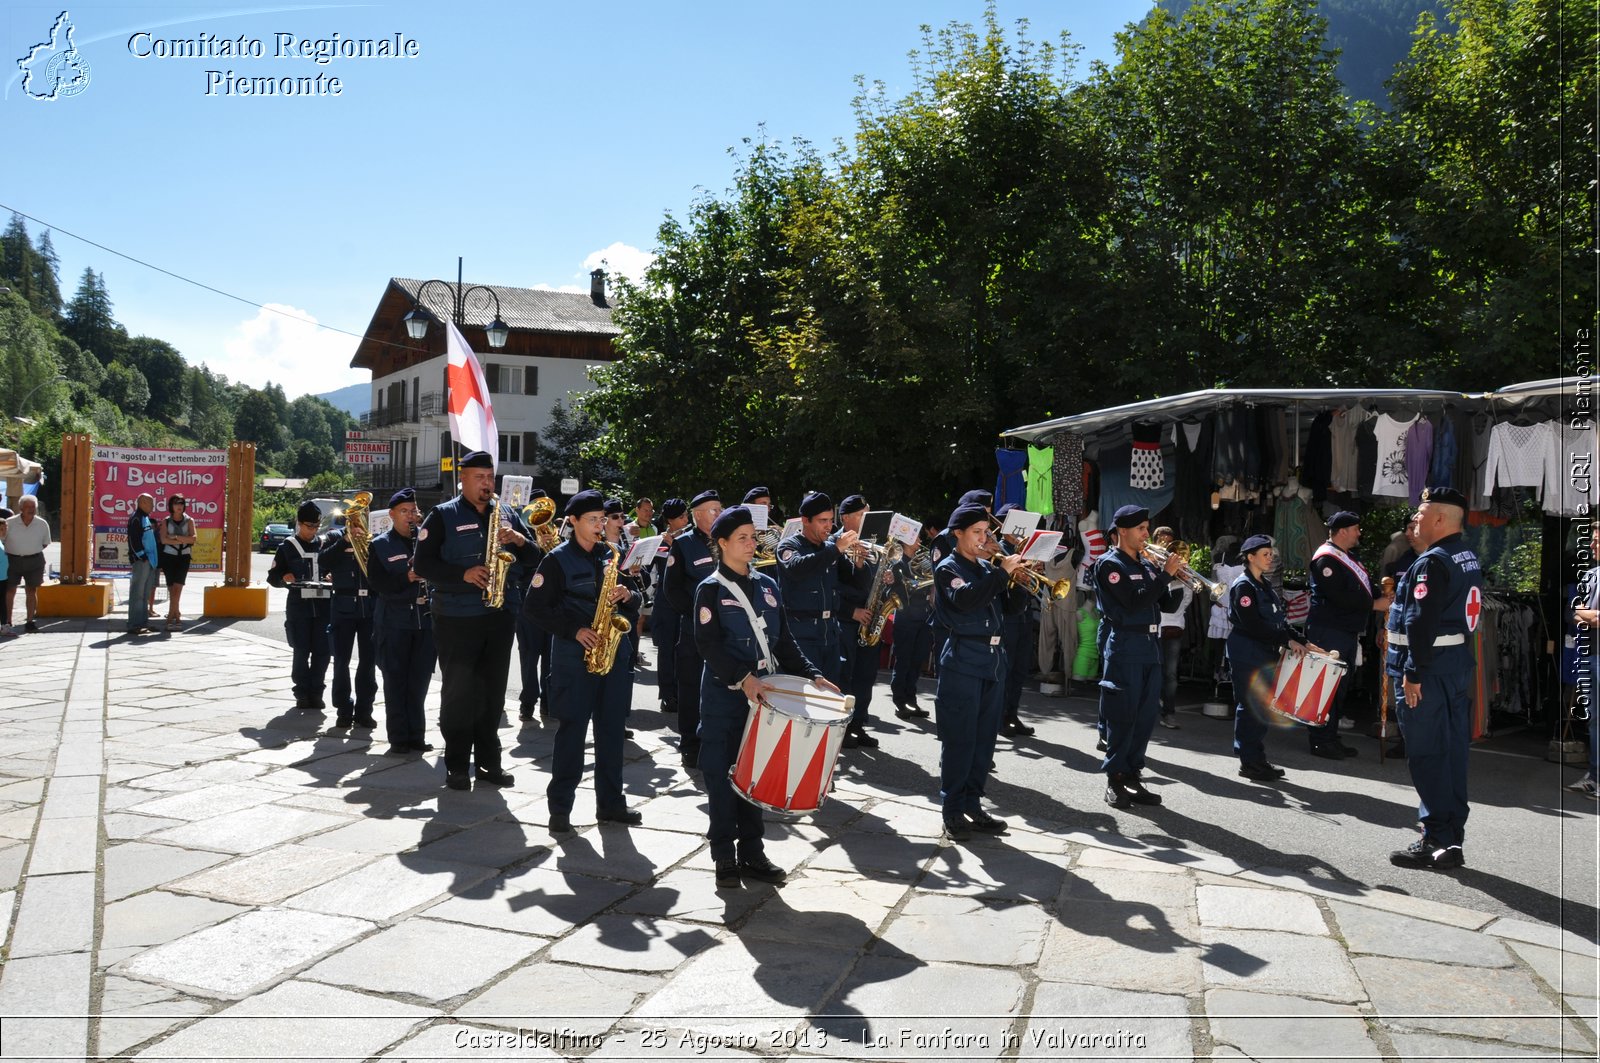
<box><xmin>0</xmin><ymin>622</ymin><xmax>1595</xmax><ymax>1061</ymax></box>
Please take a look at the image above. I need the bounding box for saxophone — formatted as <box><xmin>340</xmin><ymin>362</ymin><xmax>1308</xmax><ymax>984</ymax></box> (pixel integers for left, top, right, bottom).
<box><xmin>584</xmin><ymin>541</ymin><xmax>632</xmax><ymax>675</ymax></box>
<box><xmin>482</xmin><ymin>495</ymin><xmax>518</xmax><ymax>609</ymax></box>
<box><xmin>858</xmin><ymin>538</ymin><xmax>905</xmax><ymax>647</ymax></box>
<box><xmin>345</xmin><ymin>491</ymin><xmax>372</xmax><ymax>577</ymax></box>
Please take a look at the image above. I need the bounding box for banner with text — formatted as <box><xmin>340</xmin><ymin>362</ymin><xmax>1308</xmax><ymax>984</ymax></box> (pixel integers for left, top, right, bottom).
<box><xmin>91</xmin><ymin>446</ymin><xmax>227</xmax><ymax>571</ymax></box>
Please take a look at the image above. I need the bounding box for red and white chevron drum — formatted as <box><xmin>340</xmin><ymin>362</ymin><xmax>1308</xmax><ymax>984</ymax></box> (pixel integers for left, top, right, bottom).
<box><xmin>1269</xmin><ymin>647</ymin><xmax>1349</xmax><ymax>727</ymax></box>
<box><xmin>730</xmin><ymin>675</ymin><xmax>854</xmax><ymax>815</ymax></box>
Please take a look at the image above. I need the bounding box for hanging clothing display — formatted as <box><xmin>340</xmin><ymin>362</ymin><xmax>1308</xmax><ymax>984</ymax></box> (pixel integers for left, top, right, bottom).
<box><xmin>1466</xmin><ymin>412</ymin><xmax>1494</xmax><ymax>510</ymax></box>
<box><xmin>1212</xmin><ymin>406</ymin><xmax>1261</xmax><ymax>489</ymax></box>
<box><xmin>1130</xmin><ymin>421</ymin><xmax>1164</xmax><ymax>489</ymax></box>
<box><xmin>1404</xmin><ymin>415</ymin><xmax>1435</xmax><ymax>504</ymax></box>
<box><xmin>1172</xmin><ymin>419</ymin><xmax>1215</xmax><ymax>542</ymax></box>
<box><xmin>994</xmin><ymin>447</ymin><xmax>1027</xmax><ymax>511</ymax></box>
<box><xmin>1484</xmin><ymin>420</ymin><xmax>1554</xmax><ymax>495</ymax></box>
<box><xmin>1356</xmin><ymin>414</ymin><xmax>1379</xmax><ymax>499</ymax></box>
<box><xmin>1429</xmin><ymin>411</ymin><xmax>1459</xmax><ymax>495</ymax></box>
<box><xmin>1026</xmin><ymin>445</ymin><xmax>1054</xmax><ymax>514</ymax></box>
<box><xmin>1271</xmin><ymin>495</ymin><xmax>1328</xmax><ymax>573</ymax></box>
<box><xmin>1096</xmin><ymin>441</ymin><xmax>1175</xmax><ymax>528</ymax></box>
<box><xmin>1303</xmin><ymin>410</ymin><xmax>1333</xmax><ymax>499</ymax></box>
<box><xmin>1371</xmin><ymin>412</ymin><xmax>1416</xmax><ymax>498</ymax></box>
<box><xmin>1545</xmin><ymin>422</ymin><xmax>1597</xmax><ymax>515</ymax></box>
<box><xmin>1051</xmin><ymin>431</ymin><xmax>1085</xmax><ymax>517</ymax></box>
<box><xmin>1329</xmin><ymin>404</ymin><xmax>1368</xmax><ymax>493</ymax></box>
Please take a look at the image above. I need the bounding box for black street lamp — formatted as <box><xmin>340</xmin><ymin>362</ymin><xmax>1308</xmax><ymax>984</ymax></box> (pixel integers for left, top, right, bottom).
<box><xmin>402</xmin><ymin>257</ymin><xmax>510</xmax><ymax>349</ymax></box>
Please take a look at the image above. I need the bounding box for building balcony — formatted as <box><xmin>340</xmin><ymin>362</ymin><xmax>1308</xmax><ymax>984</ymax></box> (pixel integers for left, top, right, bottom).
<box><xmin>360</xmin><ymin>391</ymin><xmax>444</xmax><ymax>428</ymax></box>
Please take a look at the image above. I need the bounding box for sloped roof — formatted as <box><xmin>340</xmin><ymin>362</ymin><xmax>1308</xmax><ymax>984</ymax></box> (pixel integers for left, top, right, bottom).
<box><xmin>391</xmin><ymin>278</ymin><xmax>620</xmax><ymax>337</ymax></box>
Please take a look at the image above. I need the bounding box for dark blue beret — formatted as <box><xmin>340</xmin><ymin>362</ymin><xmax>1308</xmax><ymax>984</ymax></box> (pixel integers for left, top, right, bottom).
<box><xmin>994</xmin><ymin>502</ymin><xmax>1019</xmax><ymax>520</ymax></box>
<box><xmin>459</xmin><ymin>450</ymin><xmax>494</xmax><ymax>470</ymax></box>
<box><xmin>1420</xmin><ymin>486</ymin><xmax>1468</xmax><ymax>509</ymax></box>
<box><xmin>742</xmin><ymin>486</ymin><xmax>771</xmax><ymax>503</ymax></box>
<box><xmin>839</xmin><ymin>494</ymin><xmax>868</xmax><ymax>515</ymax></box>
<box><xmin>660</xmin><ymin>497</ymin><xmax>687</xmax><ymax>519</ymax></box>
<box><xmin>1241</xmin><ymin>533</ymin><xmax>1275</xmax><ymax>555</ymax></box>
<box><xmin>604</xmin><ymin>498</ymin><xmax>625</xmax><ymax>515</ymax></box>
<box><xmin>1112</xmin><ymin>505</ymin><xmax>1150</xmax><ymax>529</ymax></box>
<box><xmin>565</xmin><ymin>489</ymin><xmax>605</xmax><ymax>518</ymax></box>
<box><xmin>958</xmin><ymin>489</ymin><xmax>993</xmax><ymax>508</ymax></box>
<box><xmin>1327</xmin><ymin>510</ymin><xmax>1361</xmax><ymax>531</ymax></box>
<box><xmin>948</xmin><ymin>503</ymin><xmax>988</xmax><ymax>532</ymax></box>
<box><xmin>387</xmin><ymin>488</ymin><xmax>416</xmax><ymax>509</ymax></box>
<box><xmin>296</xmin><ymin>501</ymin><xmax>323</xmax><ymax>524</ymax></box>
<box><xmin>800</xmin><ymin>491</ymin><xmax>833</xmax><ymax>518</ymax></box>
<box><xmin>711</xmin><ymin>505</ymin><xmax>754</xmax><ymax>541</ymax></box>
<box><xmin>690</xmin><ymin>489</ymin><xmax>720</xmax><ymax>509</ymax></box>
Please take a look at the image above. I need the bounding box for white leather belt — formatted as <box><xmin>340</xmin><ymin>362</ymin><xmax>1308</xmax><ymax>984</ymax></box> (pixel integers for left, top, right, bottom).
<box><xmin>1386</xmin><ymin>632</ymin><xmax>1464</xmax><ymax>647</ymax></box>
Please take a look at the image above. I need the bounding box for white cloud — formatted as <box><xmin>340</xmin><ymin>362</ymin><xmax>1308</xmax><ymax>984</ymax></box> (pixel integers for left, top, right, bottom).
<box><xmin>206</xmin><ymin>304</ymin><xmax>364</xmax><ymax>397</ymax></box>
<box><xmin>582</xmin><ymin>242</ymin><xmax>655</xmax><ymax>285</ymax></box>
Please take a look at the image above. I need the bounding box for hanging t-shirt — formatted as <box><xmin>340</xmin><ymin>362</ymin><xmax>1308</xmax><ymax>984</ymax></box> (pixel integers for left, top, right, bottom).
<box><xmin>1025</xmin><ymin>446</ymin><xmax>1054</xmax><ymax>514</ymax></box>
<box><xmin>1466</xmin><ymin>413</ymin><xmax>1494</xmax><ymax>509</ymax></box>
<box><xmin>1130</xmin><ymin>421</ymin><xmax>1164</xmax><ymax>490</ymax></box>
<box><xmin>1404</xmin><ymin>415</ymin><xmax>1435</xmax><ymax>504</ymax></box>
<box><xmin>994</xmin><ymin>448</ymin><xmax>1027</xmax><ymax>510</ymax></box>
<box><xmin>1329</xmin><ymin>404</ymin><xmax>1368</xmax><ymax>493</ymax></box>
<box><xmin>1547</xmin><ymin>421</ymin><xmax>1599</xmax><ymax>515</ymax></box>
<box><xmin>1371</xmin><ymin>413</ymin><xmax>1415</xmax><ymax>498</ymax></box>
<box><xmin>1051</xmin><ymin>431</ymin><xmax>1085</xmax><ymax>517</ymax></box>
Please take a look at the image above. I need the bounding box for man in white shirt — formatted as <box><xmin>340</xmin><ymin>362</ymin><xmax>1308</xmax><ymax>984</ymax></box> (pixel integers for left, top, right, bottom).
<box><xmin>4</xmin><ymin>497</ymin><xmax>52</xmax><ymax>634</ymax></box>
<box><xmin>1153</xmin><ymin>528</ymin><xmax>1194</xmax><ymax>729</ymax></box>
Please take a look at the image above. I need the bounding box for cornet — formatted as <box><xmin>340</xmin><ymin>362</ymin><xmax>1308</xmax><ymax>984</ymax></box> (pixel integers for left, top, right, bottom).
<box><xmin>1143</xmin><ymin>540</ymin><xmax>1227</xmax><ymax>603</ymax></box>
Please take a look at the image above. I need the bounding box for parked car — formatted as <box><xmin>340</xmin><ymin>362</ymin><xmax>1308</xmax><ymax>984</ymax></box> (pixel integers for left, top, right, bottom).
<box><xmin>258</xmin><ymin>523</ymin><xmax>292</xmax><ymax>553</ymax></box>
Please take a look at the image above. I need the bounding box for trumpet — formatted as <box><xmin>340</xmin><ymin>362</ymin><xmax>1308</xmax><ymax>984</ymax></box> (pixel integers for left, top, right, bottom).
<box><xmin>976</xmin><ymin>537</ymin><xmax>1071</xmax><ymax>602</ymax></box>
<box><xmin>522</xmin><ymin>496</ymin><xmax>560</xmax><ymax>552</ymax></box>
<box><xmin>1143</xmin><ymin>540</ymin><xmax>1227</xmax><ymax>603</ymax></box>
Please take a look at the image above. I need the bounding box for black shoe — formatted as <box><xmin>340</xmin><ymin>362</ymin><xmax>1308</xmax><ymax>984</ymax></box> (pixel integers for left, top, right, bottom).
<box><xmin>661</xmin><ymin>701</ymin><xmax>678</xmax><ymax>715</ymax></box>
<box><xmin>1002</xmin><ymin>718</ymin><xmax>1035</xmax><ymax>737</ymax></box>
<box><xmin>409</xmin><ymin>741</ymin><xmax>435</xmax><ymax>752</ymax></box>
<box><xmin>1340</xmin><ymin>743</ymin><xmax>1359</xmax><ymax>758</ymax></box>
<box><xmin>333</xmin><ymin>717</ymin><xmax>353</xmax><ymax>729</ymax></box>
<box><xmin>596</xmin><ymin>807</ymin><xmax>642</xmax><ymax>826</ymax></box>
<box><xmin>1157</xmin><ymin>715</ymin><xmax>1180</xmax><ymax>730</ymax></box>
<box><xmin>1104</xmin><ymin>775</ymin><xmax>1133</xmax><ymax>809</ymax></box>
<box><xmin>354</xmin><ymin>716</ymin><xmax>377</xmax><ymax>729</ymax></box>
<box><xmin>1124</xmin><ymin>777</ymin><xmax>1163</xmax><ymax>806</ymax></box>
<box><xmin>1239</xmin><ymin>761</ymin><xmax>1286</xmax><ymax>781</ymax></box>
<box><xmin>549</xmin><ymin>813</ymin><xmax>573</xmax><ymax>833</ymax></box>
<box><xmin>24</xmin><ymin>621</ymin><xmax>37</xmax><ymax>634</ymax></box>
<box><xmin>943</xmin><ymin>816</ymin><xmax>972</xmax><ymax>841</ymax></box>
<box><xmin>383</xmin><ymin>744</ymin><xmax>411</xmax><ymax>756</ymax></box>
<box><xmin>445</xmin><ymin>772</ymin><xmax>471</xmax><ymax>791</ymax></box>
<box><xmin>624</xmin><ymin>728</ymin><xmax>635</xmax><ymax>739</ymax></box>
<box><xmin>968</xmin><ymin>811</ymin><xmax>1009</xmax><ymax>834</ymax></box>
<box><xmin>846</xmin><ymin>727</ymin><xmax>879</xmax><ymax>749</ymax></box>
<box><xmin>715</xmin><ymin>860</ymin><xmax>742</xmax><ymax>888</ymax></box>
<box><xmin>519</xmin><ymin>707</ymin><xmax>535</xmax><ymax>722</ymax></box>
<box><xmin>475</xmin><ymin>768</ymin><xmax>514</xmax><ymax>787</ymax></box>
<box><xmin>841</xmin><ymin>731</ymin><xmax>860</xmax><ymax>749</ymax></box>
<box><xmin>1096</xmin><ymin>737</ymin><xmax>1109</xmax><ymax>752</ymax></box>
<box><xmin>895</xmin><ymin>704</ymin><xmax>930</xmax><ymax>720</ymax></box>
<box><xmin>1390</xmin><ymin>839</ymin><xmax>1465</xmax><ymax>870</ymax></box>
<box><xmin>737</xmin><ymin>855</ymin><xmax>786</xmax><ymax>883</ymax></box>
<box><xmin>309</xmin><ymin>699</ymin><xmax>327</xmax><ymax>710</ymax></box>
<box><xmin>1309</xmin><ymin>744</ymin><xmax>1345</xmax><ymax>761</ymax></box>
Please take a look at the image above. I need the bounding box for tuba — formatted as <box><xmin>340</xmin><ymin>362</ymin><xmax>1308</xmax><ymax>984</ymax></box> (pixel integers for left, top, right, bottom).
<box><xmin>522</xmin><ymin>496</ymin><xmax>560</xmax><ymax>552</ymax></box>
<box><xmin>1143</xmin><ymin>540</ymin><xmax>1227</xmax><ymax>603</ymax></box>
<box><xmin>584</xmin><ymin>541</ymin><xmax>632</xmax><ymax>675</ymax></box>
<box><xmin>482</xmin><ymin>494</ymin><xmax>518</xmax><ymax>609</ymax></box>
<box><xmin>753</xmin><ymin>526</ymin><xmax>782</xmax><ymax>568</ymax></box>
<box><xmin>346</xmin><ymin>491</ymin><xmax>372</xmax><ymax>578</ymax></box>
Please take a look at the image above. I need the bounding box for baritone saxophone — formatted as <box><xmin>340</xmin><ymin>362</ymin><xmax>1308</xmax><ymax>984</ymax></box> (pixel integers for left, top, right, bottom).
<box><xmin>482</xmin><ymin>495</ymin><xmax>518</xmax><ymax>609</ymax></box>
<box><xmin>584</xmin><ymin>541</ymin><xmax>632</xmax><ymax>675</ymax></box>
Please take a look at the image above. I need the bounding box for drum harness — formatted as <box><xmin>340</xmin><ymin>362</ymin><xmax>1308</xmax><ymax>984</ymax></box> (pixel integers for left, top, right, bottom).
<box><xmin>712</xmin><ymin>571</ymin><xmax>777</xmax><ymax>692</ymax></box>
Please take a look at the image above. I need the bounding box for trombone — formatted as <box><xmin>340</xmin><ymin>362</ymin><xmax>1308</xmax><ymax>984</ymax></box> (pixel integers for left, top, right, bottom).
<box><xmin>1142</xmin><ymin>540</ymin><xmax>1227</xmax><ymax>602</ymax></box>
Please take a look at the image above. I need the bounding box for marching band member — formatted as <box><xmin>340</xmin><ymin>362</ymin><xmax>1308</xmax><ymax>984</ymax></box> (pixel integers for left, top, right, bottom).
<box><xmin>651</xmin><ymin>498</ymin><xmax>690</xmax><ymax>715</ymax></box>
<box><xmin>665</xmin><ymin>490</ymin><xmax>723</xmax><ymax>767</ymax></box>
<box><xmin>992</xmin><ymin>503</ymin><xmax>1036</xmax><ymax>738</ymax></box>
<box><xmin>515</xmin><ymin>488</ymin><xmax>553</xmax><ymax>722</ymax></box>
<box><xmin>835</xmin><ymin>494</ymin><xmax>881</xmax><ymax>748</ymax></box>
<box><xmin>413</xmin><ymin>451</ymin><xmax>539</xmax><ymax>791</ymax></box>
<box><xmin>1306</xmin><ymin>511</ymin><xmax>1389</xmax><ymax>758</ymax></box>
<box><xmin>931</xmin><ymin>502</ymin><xmax>1025</xmax><ymax>841</ymax></box>
<box><xmin>266</xmin><ymin>500</ymin><xmax>333</xmax><ymax>711</ymax></box>
<box><xmin>524</xmin><ymin>490</ymin><xmax>642</xmax><ymax>833</ymax></box>
<box><xmin>605</xmin><ymin>497</ymin><xmax>647</xmax><ymax>672</ymax></box>
<box><xmin>320</xmin><ymin>512</ymin><xmax>378</xmax><ymax>730</ymax></box>
<box><xmin>776</xmin><ymin>491</ymin><xmax>857</xmax><ymax>688</ymax></box>
<box><xmin>1094</xmin><ymin>506</ymin><xmax>1182</xmax><ymax>808</ymax></box>
<box><xmin>924</xmin><ymin>489</ymin><xmax>991</xmax><ymax>686</ymax></box>
<box><xmin>890</xmin><ymin>522</ymin><xmax>938</xmax><ymax>719</ymax></box>
<box><xmin>1227</xmin><ymin>534</ymin><xmax>1323</xmax><ymax>783</ymax></box>
<box><xmin>693</xmin><ymin>505</ymin><xmax>833</xmax><ymax>887</ymax></box>
<box><xmin>367</xmin><ymin>489</ymin><xmax>436</xmax><ymax>755</ymax></box>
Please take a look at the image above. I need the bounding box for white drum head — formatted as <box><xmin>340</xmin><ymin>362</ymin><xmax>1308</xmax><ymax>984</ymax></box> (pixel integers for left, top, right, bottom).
<box><xmin>754</xmin><ymin>674</ymin><xmax>854</xmax><ymax>722</ymax></box>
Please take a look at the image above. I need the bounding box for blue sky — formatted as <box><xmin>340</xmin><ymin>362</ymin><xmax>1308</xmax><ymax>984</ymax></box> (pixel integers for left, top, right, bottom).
<box><xmin>2</xmin><ymin>1</ymin><xmax>1151</xmax><ymax>399</ymax></box>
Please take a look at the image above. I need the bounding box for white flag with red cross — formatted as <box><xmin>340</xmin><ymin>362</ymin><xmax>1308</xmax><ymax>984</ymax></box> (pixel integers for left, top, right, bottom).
<box><xmin>445</xmin><ymin>320</ymin><xmax>498</xmax><ymax>463</ymax></box>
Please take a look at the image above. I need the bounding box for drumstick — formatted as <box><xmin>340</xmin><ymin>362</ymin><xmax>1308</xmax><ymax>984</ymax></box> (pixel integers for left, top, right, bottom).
<box><xmin>1378</xmin><ymin>576</ymin><xmax>1394</xmax><ymax>766</ymax></box>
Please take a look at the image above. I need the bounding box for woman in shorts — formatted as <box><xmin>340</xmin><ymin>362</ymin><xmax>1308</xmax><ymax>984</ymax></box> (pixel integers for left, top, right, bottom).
<box><xmin>158</xmin><ymin>495</ymin><xmax>197</xmax><ymax>629</ymax></box>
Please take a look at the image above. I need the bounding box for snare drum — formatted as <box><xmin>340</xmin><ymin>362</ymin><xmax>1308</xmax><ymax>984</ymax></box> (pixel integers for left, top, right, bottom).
<box><xmin>730</xmin><ymin>674</ymin><xmax>855</xmax><ymax>815</ymax></box>
<box><xmin>1269</xmin><ymin>647</ymin><xmax>1348</xmax><ymax>727</ymax></box>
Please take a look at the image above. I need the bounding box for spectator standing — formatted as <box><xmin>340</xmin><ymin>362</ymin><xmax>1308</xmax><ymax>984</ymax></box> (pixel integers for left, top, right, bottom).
<box><xmin>124</xmin><ymin>494</ymin><xmax>159</xmax><ymax>635</ymax></box>
<box><xmin>4</xmin><ymin>497</ymin><xmax>51</xmax><ymax>634</ymax></box>
<box><xmin>158</xmin><ymin>496</ymin><xmax>197</xmax><ymax>629</ymax></box>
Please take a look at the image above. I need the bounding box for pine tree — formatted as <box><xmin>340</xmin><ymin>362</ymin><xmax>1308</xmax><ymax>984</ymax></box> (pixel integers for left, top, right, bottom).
<box><xmin>32</xmin><ymin>230</ymin><xmax>62</xmax><ymax>317</ymax></box>
<box><xmin>0</xmin><ymin>214</ymin><xmax>37</xmax><ymax>307</ymax></box>
<box><xmin>64</xmin><ymin>268</ymin><xmax>122</xmax><ymax>362</ymax></box>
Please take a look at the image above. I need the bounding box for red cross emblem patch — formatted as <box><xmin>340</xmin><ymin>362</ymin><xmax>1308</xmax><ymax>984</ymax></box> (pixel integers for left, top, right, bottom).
<box><xmin>1465</xmin><ymin>585</ymin><xmax>1482</xmax><ymax>631</ymax></box>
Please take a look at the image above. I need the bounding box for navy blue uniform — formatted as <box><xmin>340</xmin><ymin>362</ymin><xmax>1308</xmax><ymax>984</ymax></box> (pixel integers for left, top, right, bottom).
<box><xmin>836</xmin><ymin>544</ymin><xmax>880</xmax><ymax>727</ymax></box>
<box><xmin>1093</xmin><ymin>548</ymin><xmax>1180</xmax><ymax>777</ymax></box>
<box><xmin>1226</xmin><ymin>571</ymin><xmax>1296</xmax><ymax>765</ymax></box>
<box><xmin>693</xmin><ymin>564</ymin><xmax>820</xmax><ymax>863</ymax></box>
<box><xmin>1396</xmin><ymin>533</ymin><xmax>1483</xmax><ymax>850</ymax></box>
<box><xmin>1306</xmin><ymin>541</ymin><xmax>1375</xmax><ymax>749</ymax></box>
<box><xmin>266</xmin><ymin>532</ymin><xmax>331</xmax><ymax>707</ymax></box>
<box><xmin>890</xmin><ymin>554</ymin><xmax>934</xmax><ymax>707</ymax></box>
<box><xmin>515</xmin><ymin>558</ymin><xmax>552</xmax><ymax>718</ymax></box>
<box><xmin>775</xmin><ymin>531</ymin><xmax>844</xmax><ymax>686</ymax></box>
<box><xmin>524</xmin><ymin>540</ymin><xmax>641</xmax><ymax>819</ymax></box>
<box><xmin>414</xmin><ymin>495</ymin><xmax>539</xmax><ymax>778</ymax></box>
<box><xmin>998</xmin><ymin>545</ymin><xmax>1031</xmax><ymax>725</ymax></box>
<box><xmin>665</xmin><ymin>526</ymin><xmax>718</xmax><ymax>759</ymax></box>
<box><xmin>367</xmin><ymin>526</ymin><xmax>436</xmax><ymax>748</ymax></box>
<box><xmin>650</xmin><ymin>539</ymin><xmax>682</xmax><ymax>709</ymax></box>
<box><xmin>320</xmin><ymin>528</ymin><xmax>377</xmax><ymax>726</ymax></box>
<box><xmin>931</xmin><ymin>551</ymin><xmax>1007</xmax><ymax>821</ymax></box>
<box><xmin>923</xmin><ymin>529</ymin><xmax>957</xmax><ymax>676</ymax></box>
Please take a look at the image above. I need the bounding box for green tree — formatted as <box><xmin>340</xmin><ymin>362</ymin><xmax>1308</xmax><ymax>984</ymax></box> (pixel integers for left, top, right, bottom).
<box><xmin>101</xmin><ymin>361</ymin><xmax>151</xmax><ymax>415</ymax></box>
<box><xmin>32</xmin><ymin>230</ymin><xmax>63</xmax><ymax>318</ymax></box>
<box><xmin>63</xmin><ymin>268</ymin><xmax>124</xmax><ymax>362</ymax></box>
<box><xmin>122</xmin><ymin>337</ymin><xmax>189</xmax><ymax>422</ymax></box>
<box><xmin>0</xmin><ymin>293</ymin><xmax>63</xmax><ymax>416</ymax></box>
<box><xmin>531</xmin><ymin>398</ymin><xmax>624</xmax><ymax>489</ymax></box>
<box><xmin>233</xmin><ymin>390</ymin><xmax>283</xmax><ymax>447</ymax></box>
<box><xmin>0</xmin><ymin>214</ymin><xmax>36</xmax><ymax>308</ymax></box>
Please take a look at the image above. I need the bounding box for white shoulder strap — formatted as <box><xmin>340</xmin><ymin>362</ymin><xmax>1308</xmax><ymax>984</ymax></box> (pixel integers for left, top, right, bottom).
<box><xmin>712</xmin><ymin>570</ymin><xmax>776</xmax><ymax>679</ymax></box>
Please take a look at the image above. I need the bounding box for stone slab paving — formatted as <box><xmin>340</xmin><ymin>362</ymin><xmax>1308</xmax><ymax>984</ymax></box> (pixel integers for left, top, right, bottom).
<box><xmin>0</xmin><ymin>621</ymin><xmax>1593</xmax><ymax>1061</ymax></box>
